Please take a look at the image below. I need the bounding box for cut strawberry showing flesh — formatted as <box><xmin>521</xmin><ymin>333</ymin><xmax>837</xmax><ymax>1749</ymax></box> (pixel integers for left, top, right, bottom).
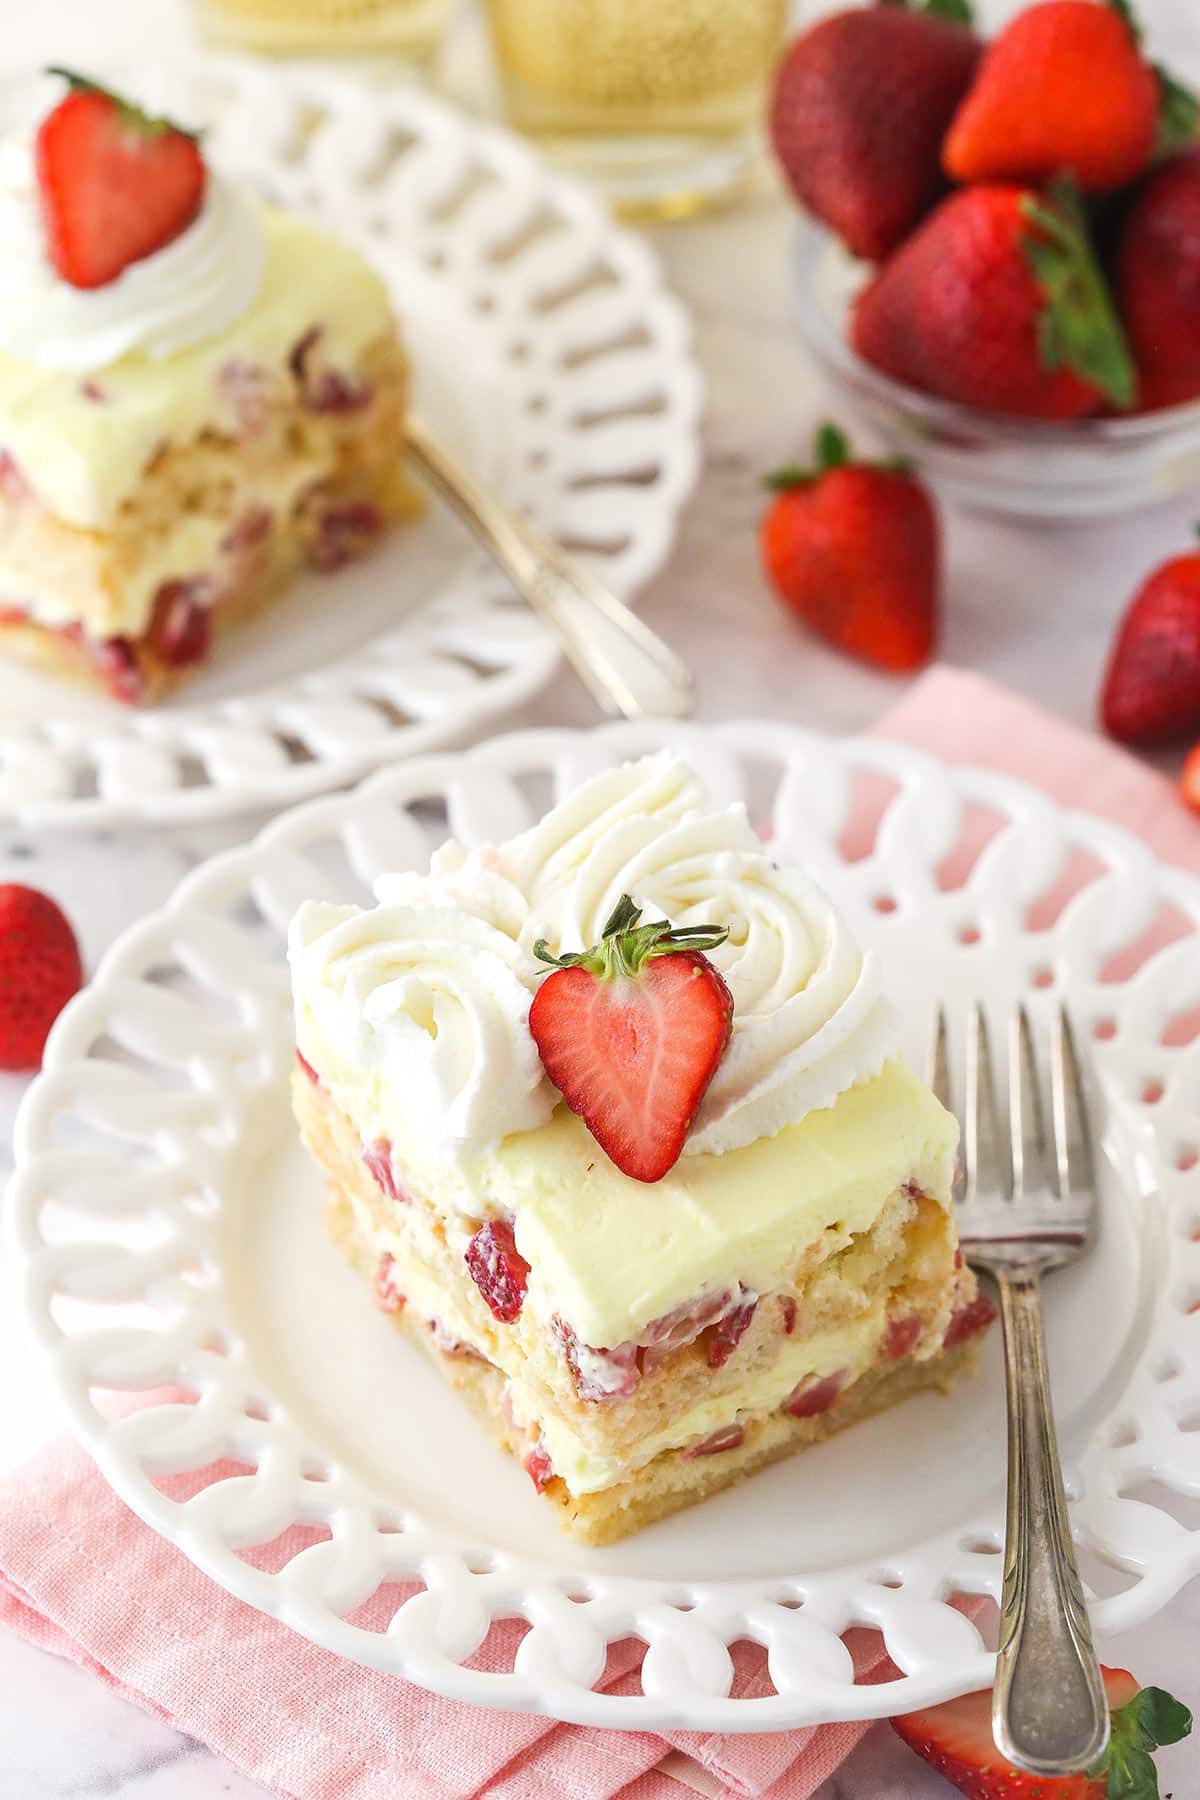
<box><xmin>465</xmin><ymin>1218</ymin><xmax>530</xmax><ymax>1323</ymax></box>
<box><xmin>92</xmin><ymin>634</ymin><xmax>143</xmax><ymax>703</ymax></box>
<box><xmin>703</xmin><ymin>1294</ymin><xmax>758</xmax><ymax>1369</ymax></box>
<box><xmin>784</xmin><ymin>1368</ymin><xmax>846</xmax><ymax>1418</ymax></box>
<box><xmin>554</xmin><ymin>1316</ymin><xmax>640</xmax><ymax>1401</ymax></box>
<box><xmin>145</xmin><ymin>577</ymin><xmax>215</xmax><ymax>668</ymax></box>
<box><xmin>683</xmin><ymin>1423</ymin><xmax>745</xmax><ymax>1459</ymax></box>
<box><xmin>374</xmin><ymin>1253</ymin><xmax>404</xmax><ymax>1313</ymax></box>
<box><xmin>362</xmin><ymin>1137</ymin><xmax>404</xmax><ymax>1202</ymax></box>
<box><xmin>941</xmin><ymin>1291</ymin><xmax>996</xmax><ymax>1350</ymax></box>
<box><xmin>296</xmin><ymin>1049</ymin><xmax>320</xmax><ymax>1085</ymax></box>
<box><xmin>220</xmin><ymin>507</ymin><xmax>273</xmax><ymax>556</ymax></box>
<box><xmin>312</xmin><ymin>500</ymin><xmax>382</xmax><ymax>572</ymax></box>
<box><xmin>883</xmin><ymin>1313</ymin><xmax>923</xmax><ymax>1361</ymax></box>
<box><xmin>523</xmin><ymin>1442</ymin><xmax>555</xmax><ymax>1492</ymax></box>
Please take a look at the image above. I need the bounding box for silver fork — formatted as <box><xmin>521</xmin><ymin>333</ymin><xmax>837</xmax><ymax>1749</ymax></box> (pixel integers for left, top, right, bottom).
<box><xmin>931</xmin><ymin>1002</ymin><xmax>1109</xmax><ymax>1777</ymax></box>
<box><xmin>406</xmin><ymin>416</ymin><xmax>695</xmax><ymax>721</ymax></box>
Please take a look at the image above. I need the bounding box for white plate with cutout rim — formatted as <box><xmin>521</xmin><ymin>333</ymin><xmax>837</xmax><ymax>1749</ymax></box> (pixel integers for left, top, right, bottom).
<box><xmin>0</xmin><ymin>61</ymin><xmax>701</xmax><ymax>829</ymax></box>
<box><xmin>10</xmin><ymin>719</ymin><xmax>1200</xmax><ymax>1729</ymax></box>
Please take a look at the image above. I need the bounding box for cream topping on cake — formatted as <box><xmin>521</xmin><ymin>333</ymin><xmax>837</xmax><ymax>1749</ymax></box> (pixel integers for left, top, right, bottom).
<box><xmin>0</xmin><ymin>206</ymin><xmax>396</xmax><ymax>528</ymax></box>
<box><xmin>0</xmin><ymin>134</ymin><xmax>266</xmax><ymax>373</ymax></box>
<box><xmin>289</xmin><ymin>901</ymin><xmax>554</xmax><ymax>1160</ymax></box>
<box><xmin>328</xmin><ymin>753</ymin><xmax>898</xmax><ymax>1161</ymax></box>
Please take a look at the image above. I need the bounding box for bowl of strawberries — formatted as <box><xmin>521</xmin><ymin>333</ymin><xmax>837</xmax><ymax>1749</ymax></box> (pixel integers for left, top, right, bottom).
<box><xmin>773</xmin><ymin>0</ymin><xmax>1200</xmax><ymax>516</ymax></box>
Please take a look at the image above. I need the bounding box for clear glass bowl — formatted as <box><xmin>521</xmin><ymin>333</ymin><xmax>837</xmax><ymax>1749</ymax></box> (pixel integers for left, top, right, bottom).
<box><xmin>792</xmin><ymin>215</ymin><xmax>1200</xmax><ymax>519</ymax></box>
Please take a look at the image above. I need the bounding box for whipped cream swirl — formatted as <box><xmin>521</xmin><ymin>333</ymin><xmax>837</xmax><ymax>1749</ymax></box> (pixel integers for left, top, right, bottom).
<box><xmin>289</xmin><ymin>899</ymin><xmax>554</xmax><ymax>1160</ymax></box>
<box><xmin>503</xmin><ymin>754</ymin><xmax>898</xmax><ymax>1156</ymax></box>
<box><xmin>0</xmin><ymin>127</ymin><xmax>266</xmax><ymax>372</ymax></box>
<box><xmin>293</xmin><ymin>753</ymin><xmax>899</xmax><ymax>1164</ymax></box>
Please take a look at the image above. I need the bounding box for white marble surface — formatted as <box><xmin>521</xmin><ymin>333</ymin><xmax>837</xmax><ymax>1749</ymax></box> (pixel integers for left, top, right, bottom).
<box><xmin>2</xmin><ymin>2</ymin><xmax>1199</xmax><ymax>1796</ymax></box>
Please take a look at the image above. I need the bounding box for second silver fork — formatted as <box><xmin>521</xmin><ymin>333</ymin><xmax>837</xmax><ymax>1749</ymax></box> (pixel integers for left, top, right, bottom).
<box><xmin>932</xmin><ymin>1002</ymin><xmax>1109</xmax><ymax>1777</ymax></box>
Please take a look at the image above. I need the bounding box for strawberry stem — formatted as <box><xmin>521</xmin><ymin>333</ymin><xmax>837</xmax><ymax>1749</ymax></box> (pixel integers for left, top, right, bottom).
<box><xmin>534</xmin><ymin>894</ymin><xmax>729</xmax><ymax>981</ymax></box>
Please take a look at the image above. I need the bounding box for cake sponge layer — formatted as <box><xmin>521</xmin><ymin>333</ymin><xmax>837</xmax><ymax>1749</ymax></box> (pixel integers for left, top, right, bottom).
<box><xmin>295</xmin><ymin>1012</ymin><xmax>960</xmax><ymax>1353</ymax></box>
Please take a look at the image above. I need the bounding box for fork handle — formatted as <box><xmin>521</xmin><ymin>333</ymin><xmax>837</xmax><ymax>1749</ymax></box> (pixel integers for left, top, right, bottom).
<box><xmin>992</xmin><ymin>1270</ymin><xmax>1110</xmax><ymax>1776</ymax></box>
<box><xmin>405</xmin><ymin>415</ymin><xmax>694</xmax><ymax>721</ymax></box>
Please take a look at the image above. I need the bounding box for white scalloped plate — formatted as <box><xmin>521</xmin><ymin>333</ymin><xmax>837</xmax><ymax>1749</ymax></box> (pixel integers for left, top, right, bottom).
<box><xmin>10</xmin><ymin>721</ymin><xmax>1200</xmax><ymax>1729</ymax></box>
<box><xmin>0</xmin><ymin>62</ymin><xmax>701</xmax><ymax>829</ymax></box>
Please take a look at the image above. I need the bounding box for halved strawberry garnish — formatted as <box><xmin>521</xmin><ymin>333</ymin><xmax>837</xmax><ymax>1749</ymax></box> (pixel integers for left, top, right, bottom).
<box><xmin>529</xmin><ymin>895</ymin><xmax>734</xmax><ymax>1184</ymax></box>
<box><xmin>37</xmin><ymin>69</ymin><xmax>206</xmax><ymax>291</ymax></box>
<box><xmin>893</xmin><ymin>1667</ymin><xmax>1190</xmax><ymax>1798</ymax></box>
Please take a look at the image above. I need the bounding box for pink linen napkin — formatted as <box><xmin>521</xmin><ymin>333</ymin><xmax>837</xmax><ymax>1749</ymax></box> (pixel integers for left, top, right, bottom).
<box><xmin>2</xmin><ymin>665</ymin><xmax>1195</xmax><ymax>1800</ymax></box>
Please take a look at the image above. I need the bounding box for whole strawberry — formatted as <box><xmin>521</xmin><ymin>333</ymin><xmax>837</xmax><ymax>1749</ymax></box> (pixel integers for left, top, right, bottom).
<box><xmin>1101</xmin><ymin>543</ymin><xmax>1200</xmax><ymax>744</ymax></box>
<box><xmin>761</xmin><ymin>423</ymin><xmax>938</xmax><ymax>672</ymax></box>
<box><xmin>943</xmin><ymin>0</ymin><xmax>1171</xmax><ymax>193</ymax></box>
<box><xmin>851</xmin><ymin>182</ymin><xmax>1134</xmax><ymax>419</ymax></box>
<box><xmin>37</xmin><ymin>68</ymin><xmax>205</xmax><ymax>290</ymax></box>
<box><xmin>529</xmin><ymin>896</ymin><xmax>733</xmax><ymax>1184</ymax></box>
<box><xmin>0</xmin><ymin>884</ymin><xmax>83</xmax><ymax>1072</ymax></box>
<box><xmin>893</xmin><ymin>1666</ymin><xmax>1190</xmax><ymax>1799</ymax></box>
<box><xmin>1117</xmin><ymin>148</ymin><xmax>1200</xmax><ymax>408</ymax></box>
<box><xmin>769</xmin><ymin>0</ymin><xmax>980</xmax><ymax>262</ymax></box>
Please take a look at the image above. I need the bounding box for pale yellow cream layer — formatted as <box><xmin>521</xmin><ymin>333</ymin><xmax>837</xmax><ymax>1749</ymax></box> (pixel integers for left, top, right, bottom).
<box><xmin>0</xmin><ymin>207</ymin><xmax>395</xmax><ymax>529</ymax></box>
<box><xmin>298</xmin><ymin>999</ymin><xmax>959</xmax><ymax>1352</ymax></box>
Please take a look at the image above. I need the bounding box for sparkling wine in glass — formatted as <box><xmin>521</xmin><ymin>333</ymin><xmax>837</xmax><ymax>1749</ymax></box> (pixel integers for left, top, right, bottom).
<box><xmin>484</xmin><ymin>0</ymin><xmax>787</xmax><ymax>216</ymax></box>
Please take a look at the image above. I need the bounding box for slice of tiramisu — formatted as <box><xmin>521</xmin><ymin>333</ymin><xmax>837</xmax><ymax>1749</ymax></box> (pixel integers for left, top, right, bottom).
<box><xmin>289</xmin><ymin>753</ymin><xmax>993</xmax><ymax>1543</ymax></box>
<box><xmin>0</xmin><ymin>70</ymin><xmax>416</xmax><ymax>703</ymax></box>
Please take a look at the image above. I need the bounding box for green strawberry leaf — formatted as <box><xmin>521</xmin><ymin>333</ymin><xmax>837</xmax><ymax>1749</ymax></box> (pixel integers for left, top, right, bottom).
<box><xmin>1088</xmin><ymin>1686</ymin><xmax>1193</xmax><ymax>1800</ymax></box>
<box><xmin>922</xmin><ymin>0</ymin><xmax>974</xmax><ymax>22</ymax></box>
<box><xmin>765</xmin><ymin>463</ymin><xmax>811</xmax><ymax>491</ymax></box>
<box><xmin>1155</xmin><ymin>64</ymin><xmax>1200</xmax><ymax>158</ymax></box>
<box><xmin>767</xmin><ymin>423</ymin><xmax>912</xmax><ymax>488</ymax></box>
<box><xmin>1021</xmin><ymin>179</ymin><xmax>1136</xmax><ymax>410</ymax></box>
<box><xmin>1105</xmin><ymin>0</ymin><xmax>1142</xmax><ymax>44</ymax></box>
<box><xmin>45</xmin><ymin>66</ymin><xmax>202</xmax><ymax>142</ymax></box>
<box><xmin>816</xmin><ymin>422</ymin><xmax>850</xmax><ymax>471</ymax></box>
<box><xmin>534</xmin><ymin>893</ymin><xmax>729</xmax><ymax>980</ymax></box>
<box><xmin>880</xmin><ymin>0</ymin><xmax>974</xmax><ymax>20</ymax></box>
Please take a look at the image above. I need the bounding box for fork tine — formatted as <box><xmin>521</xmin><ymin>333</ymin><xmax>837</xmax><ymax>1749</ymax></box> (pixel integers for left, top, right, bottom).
<box><xmin>928</xmin><ymin>1004</ymin><xmax>951</xmax><ymax>1106</ymax></box>
<box><xmin>965</xmin><ymin>1002</ymin><xmax>1008</xmax><ymax>1204</ymax></box>
<box><xmin>1009</xmin><ymin>1005</ymin><xmax>1050</xmax><ymax>1201</ymax></box>
<box><xmin>1051</xmin><ymin>1006</ymin><xmax>1094</xmax><ymax>1198</ymax></box>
